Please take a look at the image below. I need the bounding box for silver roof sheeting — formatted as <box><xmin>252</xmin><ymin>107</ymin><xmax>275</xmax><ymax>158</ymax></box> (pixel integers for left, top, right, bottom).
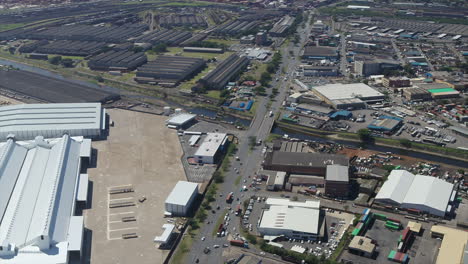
<box><xmin>0</xmin><ymin>103</ymin><xmax>104</xmax><ymax>141</ymax></box>
<box><xmin>0</xmin><ymin>135</ymin><xmax>82</xmax><ymax>253</ymax></box>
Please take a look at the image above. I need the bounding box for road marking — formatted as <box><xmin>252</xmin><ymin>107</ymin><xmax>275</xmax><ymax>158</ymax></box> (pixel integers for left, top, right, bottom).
<box><xmin>109</xmin><ymin>197</ymin><xmax>134</xmax><ymax>201</ymax></box>
<box><xmin>109</xmin><ymin>211</ymin><xmax>135</xmax><ymax>216</ymax></box>
<box><xmin>109</xmin><ymin>227</ymin><xmax>138</xmax><ymax>232</ymax></box>
<box><xmin>108</xmin><ymin>184</ymin><xmax>133</xmax><ymax>189</ymax></box>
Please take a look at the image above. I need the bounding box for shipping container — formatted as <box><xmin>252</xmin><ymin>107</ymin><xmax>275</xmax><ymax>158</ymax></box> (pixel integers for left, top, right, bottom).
<box><xmin>388</xmin><ymin>250</ymin><xmax>396</xmax><ymax>260</ymax></box>
<box><xmin>407</xmin><ymin>208</ymin><xmax>421</xmax><ymax>215</ymax></box>
<box><xmin>374</xmin><ymin>213</ymin><xmax>387</xmax><ymax>220</ymax></box>
<box><xmin>386</xmin><ymin>223</ymin><xmax>400</xmax><ymax>230</ymax></box>
<box><xmin>387</xmin><ymin>218</ymin><xmax>401</xmax><ymax>223</ymax></box>
<box><xmin>352</xmin><ymin>227</ymin><xmax>361</xmax><ymax>236</ymax></box>
<box><xmin>401</xmin><ymin>227</ymin><xmax>410</xmax><ymax>242</ymax></box>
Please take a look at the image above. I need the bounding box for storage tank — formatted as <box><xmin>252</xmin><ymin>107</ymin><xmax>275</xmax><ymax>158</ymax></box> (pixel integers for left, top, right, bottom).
<box><xmin>163</xmin><ymin>106</ymin><xmax>171</xmax><ymax>116</ymax></box>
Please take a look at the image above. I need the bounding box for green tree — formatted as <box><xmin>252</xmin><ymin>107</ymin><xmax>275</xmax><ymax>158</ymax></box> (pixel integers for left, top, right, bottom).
<box><xmin>357</xmin><ymin>128</ymin><xmax>372</xmax><ymax>142</ymax></box>
<box><xmin>48</xmin><ymin>56</ymin><xmax>62</xmax><ymax>65</ymax></box>
<box><xmin>220</xmin><ymin>89</ymin><xmax>230</xmax><ymax>98</ymax></box>
<box><xmin>399</xmin><ymin>138</ymin><xmax>412</xmax><ymax>148</ymax></box>
<box><xmin>61</xmin><ymin>58</ymin><xmax>74</xmax><ymax>68</ymax></box>
<box><xmin>152</xmin><ymin>43</ymin><xmax>167</xmax><ymax>53</ymax></box>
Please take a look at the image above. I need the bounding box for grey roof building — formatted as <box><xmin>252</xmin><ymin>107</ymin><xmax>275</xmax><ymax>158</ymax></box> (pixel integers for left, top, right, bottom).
<box><xmin>0</xmin><ymin>103</ymin><xmax>106</xmax><ymax>141</ymax></box>
<box><xmin>0</xmin><ymin>135</ymin><xmax>90</xmax><ymax>263</ymax></box>
<box><xmin>263</xmin><ymin>151</ymin><xmax>349</xmax><ymax>175</ymax></box>
<box><xmin>199</xmin><ymin>54</ymin><xmax>249</xmax><ymax>90</ymax></box>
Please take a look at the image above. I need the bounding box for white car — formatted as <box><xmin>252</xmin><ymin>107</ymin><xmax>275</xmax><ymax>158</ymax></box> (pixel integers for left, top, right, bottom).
<box><xmin>201</xmin><ymin>237</ymin><xmax>205</xmax><ymax>241</ymax></box>
<box><xmin>213</xmin><ymin>245</ymin><xmax>220</xmax><ymax>248</ymax></box>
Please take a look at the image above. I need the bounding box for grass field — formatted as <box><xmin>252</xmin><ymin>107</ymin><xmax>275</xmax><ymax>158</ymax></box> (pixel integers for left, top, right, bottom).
<box><xmin>170</xmin><ymin>228</ymin><xmax>196</xmax><ymax>264</ymax></box>
<box><xmin>178</xmin><ymin>64</ymin><xmax>214</xmax><ymax>91</ymax></box>
<box><xmin>206</xmin><ymin>90</ymin><xmax>221</xmax><ymax>100</ymax></box>
<box><xmin>0</xmin><ymin>23</ymin><xmax>26</xmax><ymax>32</ymax></box>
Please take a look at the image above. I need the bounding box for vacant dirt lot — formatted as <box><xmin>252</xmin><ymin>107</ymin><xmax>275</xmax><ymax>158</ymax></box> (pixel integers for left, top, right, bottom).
<box><xmin>84</xmin><ymin>109</ymin><xmax>186</xmax><ymax>264</ymax></box>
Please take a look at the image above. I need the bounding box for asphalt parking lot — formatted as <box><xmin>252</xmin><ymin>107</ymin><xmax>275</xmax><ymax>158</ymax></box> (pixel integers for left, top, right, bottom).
<box><xmin>84</xmin><ymin>109</ymin><xmax>187</xmax><ymax>264</ymax></box>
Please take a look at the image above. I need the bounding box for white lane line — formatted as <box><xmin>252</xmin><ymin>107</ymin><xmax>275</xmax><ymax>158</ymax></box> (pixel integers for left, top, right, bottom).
<box><xmin>109</xmin><ymin>197</ymin><xmax>134</xmax><ymax>201</ymax></box>
<box><xmin>108</xmin><ymin>184</ymin><xmax>133</xmax><ymax>189</ymax></box>
<box><xmin>109</xmin><ymin>227</ymin><xmax>138</xmax><ymax>232</ymax></box>
<box><xmin>109</xmin><ymin>211</ymin><xmax>135</xmax><ymax>216</ymax></box>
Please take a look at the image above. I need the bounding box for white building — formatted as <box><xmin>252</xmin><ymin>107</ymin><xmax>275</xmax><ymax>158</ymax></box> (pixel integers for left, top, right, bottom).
<box><xmin>0</xmin><ymin>135</ymin><xmax>91</xmax><ymax>263</ymax></box>
<box><xmin>194</xmin><ymin>133</ymin><xmax>228</xmax><ymax>164</ymax></box>
<box><xmin>375</xmin><ymin>170</ymin><xmax>454</xmax><ymax>216</ymax></box>
<box><xmin>166</xmin><ymin>113</ymin><xmax>196</xmax><ymax>129</ymax></box>
<box><xmin>258</xmin><ymin>198</ymin><xmax>321</xmax><ymax>240</ymax></box>
<box><xmin>154</xmin><ymin>224</ymin><xmax>175</xmax><ymax>248</ymax></box>
<box><xmin>312</xmin><ymin>83</ymin><xmax>384</xmax><ymax>109</ymax></box>
<box><xmin>165</xmin><ymin>181</ymin><xmax>199</xmax><ymax>216</ymax></box>
<box><xmin>0</xmin><ymin>103</ymin><xmax>105</xmax><ymax>141</ymax></box>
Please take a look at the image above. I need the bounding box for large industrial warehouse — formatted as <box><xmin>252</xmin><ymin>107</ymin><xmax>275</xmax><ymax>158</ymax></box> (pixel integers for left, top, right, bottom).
<box><xmin>258</xmin><ymin>198</ymin><xmax>323</xmax><ymax>241</ymax></box>
<box><xmin>0</xmin><ymin>103</ymin><xmax>106</xmax><ymax>141</ymax></box>
<box><xmin>24</xmin><ymin>24</ymin><xmax>148</xmax><ymax>43</ymax></box>
<box><xmin>35</xmin><ymin>40</ymin><xmax>107</xmax><ymax>56</ymax></box>
<box><xmin>212</xmin><ymin>20</ymin><xmax>258</xmax><ymax>36</ymax></box>
<box><xmin>88</xmin><ymin>50</ymin><xmax>147</xmax><ymax>71</ymax></box>
<box><xmin>375</xmin><ymin>170</ymin><xmax>455</xmax><ymax>217</ymax></box>
<box><xmin>263</xmin><ymin>151</ymin><xmax>349</xmax><ymax>175</ymax></box>
<box><xmin>165</xmin><ymin>181</ymin><xmax>199</xmax><ymax>216</ymax></box>
<box><xmin>135</xmin><ymin>29</ymin><xmax>192</xmax><ymax>46</ymax></box>
<box><xmin>0</xmin><ymin>70</ymin><xmax>120</xmax><ymax>103</ymax></box>
<box><xmin>0</xmin><ymin>135</ymin><xmax>91</xmax><ymax>263</ymax></box>
<box><xmin>199</xmin><ymin>54</ymin><xmax>249</xmax><ymax>90</ymax></box>
<box><xmin>312</xmin><ymin>83</ymin><xmax>385</xmax><ymax>109</ymax></box>
<box><xmin>135</xmin><ymin>56</ymin><xmax>206</xmax><ymax>86</ymax></box>
<box><xmin>159</xmin><ymin>14</ymin><xmax>206</xmax><ymax>28</ymax></box>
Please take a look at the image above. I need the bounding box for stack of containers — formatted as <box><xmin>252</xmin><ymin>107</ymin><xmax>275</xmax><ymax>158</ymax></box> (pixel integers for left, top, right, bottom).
<box><xmin>387</xmin><ymin>250</ymin><xmax>409</xmax><ymax>263</ymax></box>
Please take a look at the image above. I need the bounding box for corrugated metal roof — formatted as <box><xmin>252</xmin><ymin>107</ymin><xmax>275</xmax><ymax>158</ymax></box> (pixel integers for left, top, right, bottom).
<box><xmin>375</xmin><ymin>170</ymin><xmax>414</xmax><ymax>204</ymax></box>
<box><xmin>0</xmin><ymin>103</ymin><xmax>103</xmax><ymax>141</ymax></box>
<box><xmin>376</xmin><ymin>170</ymin><xmax>454</xmax><ymax>215</ymax></box>
<box><xmin>0</xmin><ymin>135</ymin><xmax>83</xmax><ymax>260</ymax></box>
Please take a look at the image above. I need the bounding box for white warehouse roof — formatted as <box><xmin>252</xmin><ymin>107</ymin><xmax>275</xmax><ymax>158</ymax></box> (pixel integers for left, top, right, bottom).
<box><xmin>154</xmin><ymin>224</ymin><xmax>175</xmax><ymax>244</ymax></box>
<box><xmin>266</xmin><ymin>198</ymin><xmax>320</xmax><ymax>209</ymax></box>
<box><xmin>194</xmin><ymin>133</ymin><xmax>228</xmax><ymax>157</ymax></box>
<box><xmin>260</xmin><ymin>199</ymin><xmax>320</xmax><ymax>235</ymax></box>
<box><xmin>165</xmin><ymin>181</ymin><xmax>199</xmax><ymax>206</ymax></box>
<box><xmin>0</xmin><ymin>135</ymin><xmax>89</xmax><ymax>263</ymax></box>
<box><xmin>313</xmin><ymin>83</ymin><xmax>383</xmax><ymax>101</ymax></box>
<box><xmin>0</xmin><ymin>103</ymin><xmax>105</xmax><ymax>141</ymax></box>
<box><xmin>375</xmin><ymin>170</ymin><xmax>415</xmax><ymax>204</ymax></box>
<box><xmin>375</xmin><ymin>170</ymin><xmax>454</xmax><ymax>216</ymax></box>
<box><xmin>166</xmin><ymin>113</ymin><xmax>196</xmax><ymax>126</ymax></box>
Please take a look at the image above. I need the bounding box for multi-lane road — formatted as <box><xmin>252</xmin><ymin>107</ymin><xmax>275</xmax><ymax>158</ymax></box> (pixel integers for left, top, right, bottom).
<box><xmin>183</xmin><ymin>14</ymin><xmax>314</xmax><ymax>264</ymax></box>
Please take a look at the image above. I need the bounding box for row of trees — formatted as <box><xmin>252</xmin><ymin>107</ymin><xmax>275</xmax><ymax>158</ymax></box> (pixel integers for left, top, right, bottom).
<box><xmin>48</xmin><ymin>56</ymin><xmax>74</xmax><ymax>68</ymax></box>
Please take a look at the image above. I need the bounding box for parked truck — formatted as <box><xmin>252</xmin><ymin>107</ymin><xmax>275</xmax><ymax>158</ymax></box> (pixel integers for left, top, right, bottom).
<box><xmin>230</xmin><ymin>240</ymin><xmax>249</xmax><ymax>248</ymax></box>
<box><xmin>235</xmin><ymin>204</ymin><xmax>242</xmax><ymax>216</ymax></box>
<box><xmin>226</xmin><ymin>192</ymin><xmax>233</xmax><ymax>203</ymax></box>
